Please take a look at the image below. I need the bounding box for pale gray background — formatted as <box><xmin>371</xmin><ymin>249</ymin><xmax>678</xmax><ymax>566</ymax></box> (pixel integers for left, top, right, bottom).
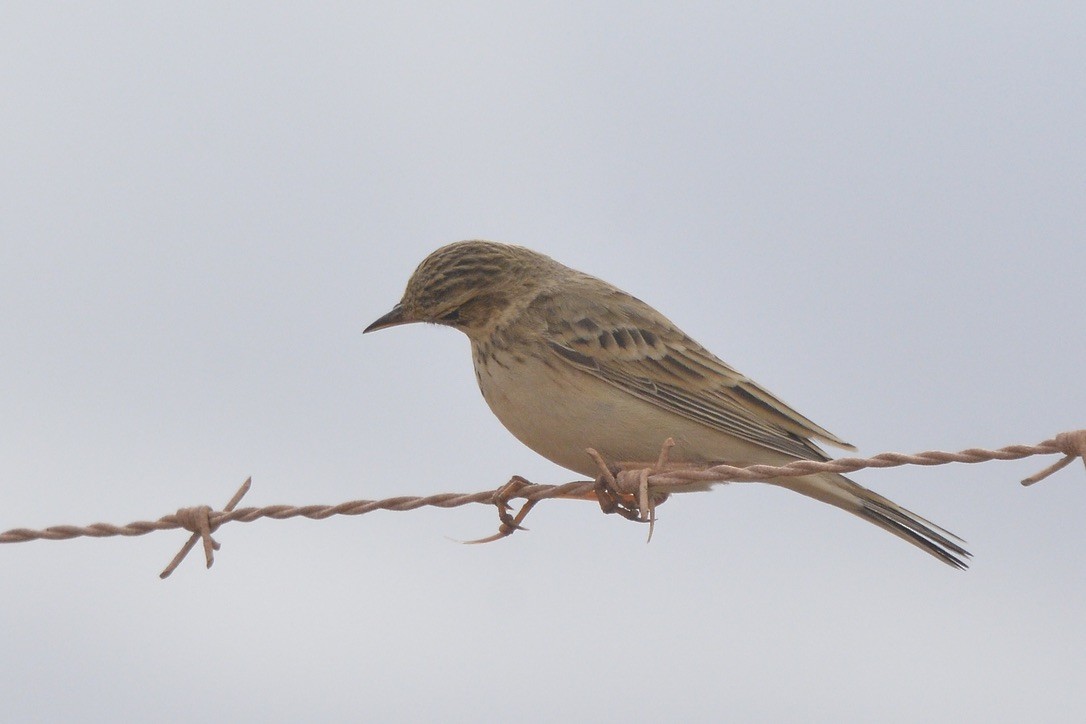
<box><xmin>2</xmin><ymin>3</ymin><xmax>1084</xmax><ymax>722</ymax></box>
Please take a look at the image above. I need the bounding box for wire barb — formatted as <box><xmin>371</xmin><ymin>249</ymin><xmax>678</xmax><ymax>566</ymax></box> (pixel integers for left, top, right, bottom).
<box><xmin>159</xmin><ymin>477</ymin><xmax>252</xmax><ymax>579</ymax></box>
<box><xmin>1021</xmin><ymin>430</ymin><xmax>1086</xmax><ymax>486</ymax></box>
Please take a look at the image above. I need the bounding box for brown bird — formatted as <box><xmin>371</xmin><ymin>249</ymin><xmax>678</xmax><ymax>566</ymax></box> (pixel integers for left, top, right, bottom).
<box><xmin>365</xmin><ymin>240</ymin><xmax>969</xmax><ymax>568</ymax></box>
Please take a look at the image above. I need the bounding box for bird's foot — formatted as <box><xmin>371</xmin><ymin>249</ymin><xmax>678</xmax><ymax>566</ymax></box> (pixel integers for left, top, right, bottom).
<box><xmin>463</xmin><ymin>475</ymin><xmax>538</xmax><ymax>545</ymax></box>
<box><xmin>586</xmin><ymin>449</ymin><xmax>643</xmax><ymax>521</ymax></box>
<box><xmin>586</xmin><ymin>444</ymin><xmax>673</xmax><ymax>541</ymax></box>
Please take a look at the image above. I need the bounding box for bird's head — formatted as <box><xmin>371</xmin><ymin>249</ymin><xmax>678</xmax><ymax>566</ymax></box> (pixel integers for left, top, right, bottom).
<box><xmin>364</xmin><ymin>240</ymin><xmax>553</xmax><ymax>338</ymax></box>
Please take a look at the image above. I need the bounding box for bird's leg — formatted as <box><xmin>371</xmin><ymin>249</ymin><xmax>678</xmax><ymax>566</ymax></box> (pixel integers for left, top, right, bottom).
<box><xmin>463</xmin><ymin>475</ymin><xmax>539</xmax><ymax>544</ymax></box>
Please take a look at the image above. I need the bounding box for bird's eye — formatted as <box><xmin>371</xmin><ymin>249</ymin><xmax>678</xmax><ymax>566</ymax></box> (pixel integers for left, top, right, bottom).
<box><xmin>439</xmin><ymin>309</ymin><xmax>461</xmax><ymax>323</ymax></box>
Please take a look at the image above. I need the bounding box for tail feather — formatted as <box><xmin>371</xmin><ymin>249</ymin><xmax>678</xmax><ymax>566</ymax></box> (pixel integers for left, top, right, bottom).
<box><xmin>774</xmin><ymin>473</ymin><xmax>971</xmax><ymax>570</ymax></box>
<box><xmin>860</xmin><ymin>498</ymin><xmax>970</xmax><ymax>570</ymax></box>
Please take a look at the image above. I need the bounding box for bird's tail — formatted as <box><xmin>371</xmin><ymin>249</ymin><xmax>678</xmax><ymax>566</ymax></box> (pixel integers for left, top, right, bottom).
<box><xmin>772</xmin><ymin>472</ymin><xmax>970</xmax><ymax>569</ymax></box>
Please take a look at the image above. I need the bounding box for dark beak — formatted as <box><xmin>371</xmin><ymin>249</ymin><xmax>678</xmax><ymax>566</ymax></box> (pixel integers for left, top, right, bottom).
<box><xmin>363</xmin><ymin>303</ymin><xmax>411</xmax><ymax>333</ymax></box>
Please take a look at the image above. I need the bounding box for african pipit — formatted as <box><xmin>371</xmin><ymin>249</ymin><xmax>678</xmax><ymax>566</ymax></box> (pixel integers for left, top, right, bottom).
<box><xmin>365</xmin><ymin>240</ymin><xmax>968</xmax><ymax>568</ymax></box>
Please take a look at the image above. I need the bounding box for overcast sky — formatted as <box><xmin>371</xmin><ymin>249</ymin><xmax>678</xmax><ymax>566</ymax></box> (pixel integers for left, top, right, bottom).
<box><xmin>2</xmin><ymin>3</ymin><xmax>1085</xmax><ymax>722</ymax></box>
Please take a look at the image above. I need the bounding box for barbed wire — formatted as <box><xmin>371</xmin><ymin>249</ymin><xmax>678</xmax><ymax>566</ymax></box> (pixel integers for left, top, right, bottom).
<box><xmin>1</xmin><ymin>430</ymin><xmax>1083</xmax><ymax>577</ymax></box>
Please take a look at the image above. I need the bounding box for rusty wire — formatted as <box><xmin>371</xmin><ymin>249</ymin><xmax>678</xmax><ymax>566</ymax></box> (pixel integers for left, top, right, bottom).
<box><xmin>1</xmin><ymin>429</ymin><xmax>1083</xmax><ymax>577</ymax></box>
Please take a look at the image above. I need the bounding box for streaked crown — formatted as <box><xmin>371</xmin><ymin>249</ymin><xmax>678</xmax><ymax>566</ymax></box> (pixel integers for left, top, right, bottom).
<box><xmin>366</xmin><ymin>240</ymin><xmax>558</xmax><ymax>336</ymax></box>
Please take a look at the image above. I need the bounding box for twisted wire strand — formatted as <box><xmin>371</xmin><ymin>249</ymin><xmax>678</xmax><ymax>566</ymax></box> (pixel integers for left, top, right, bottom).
<box><xmin>0</xmin><ymin>431</ymin><xmax>1082</xmax><ymax>577</ymax></box>
<box><xmin>645</xmin><ymin>439</ymin><xmax>1071</xmax><ymax>487</ymax></box>
<box><xmin>0</xmin><ymin>482</ymin><xmax>603</xmax><ymax>545</ymax></box>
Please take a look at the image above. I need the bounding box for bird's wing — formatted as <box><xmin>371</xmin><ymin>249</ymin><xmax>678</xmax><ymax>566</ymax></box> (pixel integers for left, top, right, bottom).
<box><xmin>538</xmin><ymin>285</ymin><xmax>855</xmax><ymax>462</ymax></box>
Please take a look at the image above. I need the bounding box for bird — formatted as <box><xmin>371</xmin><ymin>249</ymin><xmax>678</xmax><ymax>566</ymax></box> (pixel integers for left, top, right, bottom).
<box><xmin>364</xmin><ymin>240</ymin><xmax>969</xmax><ymax>568</ymax></box>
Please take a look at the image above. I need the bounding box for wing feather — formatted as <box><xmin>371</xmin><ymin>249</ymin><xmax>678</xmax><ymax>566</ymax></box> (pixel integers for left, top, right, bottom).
<box><xmin>537</xmin><ymin>282</ymin><xmax>855</xmax><ymax>462</ymax></box>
